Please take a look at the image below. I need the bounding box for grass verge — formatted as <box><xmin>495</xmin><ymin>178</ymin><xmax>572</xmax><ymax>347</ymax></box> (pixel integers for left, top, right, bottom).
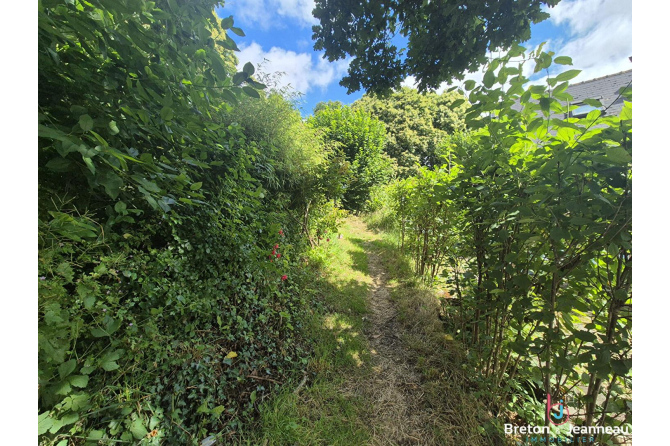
<box><xmin>365</xmin><ymin>221</ymin><xmax>508</xmax><ymax>446</ymax></box>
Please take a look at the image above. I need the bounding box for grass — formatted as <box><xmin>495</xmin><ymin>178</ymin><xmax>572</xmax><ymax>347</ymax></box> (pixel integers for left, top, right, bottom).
<box><xmin>363</xmin><ymin>219</ymin><xmax>507</xmax><ymax>446</ymax></box>
<box><xmin>237</xmin><ymin>219</ymin><xmax>376</xmax><ymax>445</ymax></box>
<box><xmin>238</xmin><ymin>217</ymin><xmax>506</xmax><ymax>445</ymax></box>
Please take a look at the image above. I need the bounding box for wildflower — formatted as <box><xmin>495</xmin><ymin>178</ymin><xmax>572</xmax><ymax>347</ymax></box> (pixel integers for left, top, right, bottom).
<box><xmin>279</xmin><ymin>229</ymin><xmax>284</xmax><ymax>236</ymax></box>
<box><xmin>128</xmin><ymin>323</ymin><xmax>133</xmax><ymax>327</ymax></box>
<box><xmin>274</xmin><ymin>244</ymin><xmax>279</xmax><ymax>249</ymax></box>
<box><xmin>276</xmin><ymin>253</ymin><xmax>281</xmax><ymax>258</ymax></box>
<box><xmin>102</xmin><ymin>308</ymin><xmax>107</xmax><ymax>312</ymax></box>
<box><xmin>327</xmin><ymin>238</ymin><xmax>330</xmax><ymax>242</ymax></box>
<box><xmin>39</xmin><ymin>276</ymin><xmax>46</xmax><ymax>281</ymax></box>
<box><xmin>106</xmin><ymin>290</ymin><xmax>111</xmax><ymax>295</ymax></box>
<box><xmin>281</xmin><ymin>275</ymin><xmax>287</xmax><ymax>281</ymax></box>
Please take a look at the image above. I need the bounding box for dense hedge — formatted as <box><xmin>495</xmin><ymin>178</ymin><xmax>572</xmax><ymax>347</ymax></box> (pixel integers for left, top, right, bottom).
<box><xmin>38</xmin><ymin>1</ymin><xmax>335</xmax><ymax>444</ymax></box>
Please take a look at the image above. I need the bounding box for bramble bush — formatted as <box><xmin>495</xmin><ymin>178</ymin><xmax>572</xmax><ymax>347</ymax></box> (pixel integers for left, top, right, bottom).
<box><xmin>38</xmin><ymin>1</ymin><xmax>346</xmax><ymax>444</ymax></box>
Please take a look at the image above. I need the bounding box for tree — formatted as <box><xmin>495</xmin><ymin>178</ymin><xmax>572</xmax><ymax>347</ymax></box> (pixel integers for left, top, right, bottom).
<box><xmin>312</xmin><ymin>0</ymin><xmax>561</xmax><ymax>94</ymax></box>
<box><xmin>353</xmin><ymin>88</ymin><xmax>468</xmax><ymax>177</ymax></box>
<box><xmin>308</xmin><ymin>104</ymin><xmax>395</xmax><ymax>211</ymax></box>
<box><xmin>313</xmin><ymin>100</ymin><xmax>343</xmax><ymax>114</ymax></box>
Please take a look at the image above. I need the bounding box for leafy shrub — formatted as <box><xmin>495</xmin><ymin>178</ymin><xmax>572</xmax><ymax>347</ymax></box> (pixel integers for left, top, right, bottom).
<box><xmin>389</xmin><ymin>46</ymin><xmax>632</xmax><ymax>440</ymax></box>
<box><xmin>37</xmin><ymin>1</ymin><xmax>346</xmax><ymax>444</ymax></box>
<box><xmin>308</xmin><ymin>104</ymin><xmax>396</xmax><ymax>211</ymax></box>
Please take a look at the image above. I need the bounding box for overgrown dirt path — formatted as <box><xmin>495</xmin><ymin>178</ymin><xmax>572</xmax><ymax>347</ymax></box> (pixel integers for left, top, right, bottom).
<box><xmin>348</xmin><ymin>218</ymin><xmax>435</xmax><ymax>445</ymax></box>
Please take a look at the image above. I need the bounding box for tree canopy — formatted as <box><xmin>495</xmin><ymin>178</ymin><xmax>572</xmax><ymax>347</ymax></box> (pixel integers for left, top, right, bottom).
<box><xmin>353</xmin><ymin>88</ymin><xmax>468</xmax><ymax>177</ymax></box>
<box><xmin>312</xmin><ymin>0</ymin><xmax>561</xmax><ymax>94</ymax></box>
<box><xmin>308</xmin><ymin>103</ymin><xmax>395</xmax><ymax>210</ymax></box>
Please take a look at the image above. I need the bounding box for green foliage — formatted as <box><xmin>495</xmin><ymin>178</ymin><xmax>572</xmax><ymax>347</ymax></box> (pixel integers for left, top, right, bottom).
<box><xmin>354</xmin><ymin>87</ymin><xmax>468</xmax><ymax>177</ymax></box>
<box><xmin>389</xmin><ymin>46</ymin><xmax>632</xmax><ymax>438</ymax></box>
<box><xmin>308</xmin><ymin>104</ymin><xmax>396</xmax><ymax>211</ymax></box>
<box><xmin>38</xmin><ymin>1</ymin><xmax>348</xmax><ymax>444</ymax></box>
<box><xmin>312</xmin><ymin>0</ymin><xmax>562</xmax><ymax>93</ymax></box>
<box><xmin>239</xmin><ymin>219</ymin><xmax>375</xmax><ymax>445</ymax></box>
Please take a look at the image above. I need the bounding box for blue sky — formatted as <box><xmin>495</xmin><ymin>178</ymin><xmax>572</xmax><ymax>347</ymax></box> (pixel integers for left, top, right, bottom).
<box><xmin>215</xmin><ymin>0</ymin><xmax>632</xmax><ymax>116</ymax></box>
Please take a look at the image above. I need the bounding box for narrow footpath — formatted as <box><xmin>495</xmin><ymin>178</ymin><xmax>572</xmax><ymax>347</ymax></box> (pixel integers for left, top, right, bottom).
<box><xmin>347</xmin><ymin>218</ymin><xmax>435</xmax><ymax>445</ymax></box>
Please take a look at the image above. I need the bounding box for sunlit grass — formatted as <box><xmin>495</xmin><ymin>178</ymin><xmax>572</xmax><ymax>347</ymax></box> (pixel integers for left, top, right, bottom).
<box><xmin>239</xmin><ymin>217</ymin><xmax>375</xmax><ymax>444</ymax></box>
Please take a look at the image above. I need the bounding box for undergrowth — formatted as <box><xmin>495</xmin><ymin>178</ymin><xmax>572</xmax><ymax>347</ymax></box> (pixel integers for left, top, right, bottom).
<box><xmin>238</xmin><ymin>221</ymin><xmax>375</xmax><ymax>445</ymax></box>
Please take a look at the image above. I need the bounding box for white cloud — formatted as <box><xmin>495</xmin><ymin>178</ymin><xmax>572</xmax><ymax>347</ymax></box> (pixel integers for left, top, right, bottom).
<box><xmin>237</xmin><ymin>42</ymin><xmax>349</xmax><ymax>94</ymax></box>
<box><xmin>548</xmin><ymin>0</ymin><xmax>631</xmax><ymax>36</ymax></box>
<box><xmin>546</xmin><ymin>0</ymin><xmax>632</xmax><ymax>82</ymax></box>
<box><xmin>224</xmin><ymin>0</ymin><xmax>316</xmax><ymax>29</ymax></box>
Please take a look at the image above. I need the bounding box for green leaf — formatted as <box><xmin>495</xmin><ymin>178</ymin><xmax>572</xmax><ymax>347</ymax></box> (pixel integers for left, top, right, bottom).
<box><xmin>69</xmin><ymin>375</ymin><xmax>89</xmax><ymax>388</ymax></box>
<box><xmin>79</xmin><ymin>114</ymin><xmax>94</xmax><ymax>132</ymax></box>
<box><xmin>230</xmin><ymin>27</ymin><xmax>245</xmax><ymax>37</ymax></box>
<box><xmin>553</xmin><ymin>56</ymin><xmax>573</xmax><ymax>65</ymax></box>
<box><xmin>87</xmin><ymin>430</ymin><xmax>104</xmax><ymax>440</ymax></box>
<box><xmin>221</xmin><ymin>88</ymin><xmax>239</xmax><ymax>104</ymax></box>
<box><xmin>218</xmin><ymin>37</ymin><xmax>240</xmax><ymax>52</ymax></box>
<box><xmin>582</xmin><ymin>98</ymin><xmax>602</xmax><ymax>108</ymax></box>
<box><xmin>56</xmin><ymin>262</ymin><xmax>75</xmax><ymax>283</ymax></box>
<box><xmin>38</xmin><ymin>412</ymin><xmax>54</xmax><ymax>435</ymax></box>
<box><xmin>243</xmin><ymin>62</ymin><xmax>255</xmax><ymax>76</ymax></box>
<box><xmin>464</xmin><ymin>79</ymin><xmax>476</xmax><ymax>91</ymax></box>
<box><xmin>220</xmin><ymin>16</ymin><xmax>234</xmax><ymax>29</ymax></box>
<box><xmin>160</xmin><ymin>106</ymin><xmax>174</xmax><ymax>121</ymax></box>
<box><xmin>210</xmin><ymin>53</ymin><xmax>229</xmax><ymax>80</ymax></box>
<box><xmin>114</xmin><ymin>201</ymin><xmax>127</xmax><ymax>213</ymax></box>
<box><xmin>102</xmin><ymin>360</ymin><xmax>120</xmax><ymax>371</ymax></box>
<box><xmin>109</xmin><ymin>120</ymin><xmax>119</xmax><ymax>135</ymax></box>
<box><xmin>611</xmin><ymin>359</ymin><xmax>632</xmax><ymax>376</ymax></box>
<box><xmin>197</xmin><ymin>401</ymin><xmax>211</xmax><ymax>414</ymax></box>
<box><xmin>233</xmin><ymin>72</ymin><xmax>248</xmax><ymax>85</ymax></box>
<box><xmin>450</xmin><ymin>98</ymin><xmax>465</xmax><ymax>109</ymax></box>
<box><xmin>574</xmin><ymin>330</ymin><xmax>597</xmax><ymax>342</ymax></box>
<box><xmin>242</xmin><ymin>86</ymin><xmax>260</xmax><ymax>98</ymax></box>
<box><xmin>83</xmin><ymin>156</ymin><xmax>96</xmax><ymax>174</ymax></box>
<box><xmin>130</xmin><ymin>418</ymin><xmax>149</xmax><ymax>439</ymax></box>
<box><xmin>483</xmin><ymin>70</ymin><xmax>495</xmax><ymax>88</ymax></box>
<box><xmin>100</xmin><ymin>170</ymin><xmax>124</xmax><ymax>199</ymax></box>
<box><xmin>212</xmin><ymin>405</ymin><xmax>225</xmax><ymax>416</ymax></box>
<box><xmin>539</xmin><ymin>97</ymin><xmax>551</xmax><ymax>113</ymax></box>
<box><xmin>45</xmin><ymin>157</ymin><xmax>73</xmax><ymax>172</ymax></box>
<box><xmin>83</xmin><ymin>294</ymin><xmax>95</xmax><ymax>311</ymax></box>
<box><xmin>91</xmin><ymin>327</ymin><xmax>108</xmax><ymax>338</ymax></box>
<box><xmin>556</xmin><ymin>69</ymin><xmax>581</xmax><ymax>82</ymax></box>
<box><xmin>605</xmin><ymin>147</ymin><xmax>632</xmax><ymax>165</ymax></box>
<box><xmin>190</xmin><ymin>182</ymin><xmax>203</xmax><ymax>191</ymax></box>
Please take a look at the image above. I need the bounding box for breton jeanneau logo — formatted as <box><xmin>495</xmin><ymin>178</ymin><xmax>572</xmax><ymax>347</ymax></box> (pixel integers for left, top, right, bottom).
<box><xmin>547</xmin><ymin>393</ymin><xmax>570</xmax><ymax>426</ymax></box>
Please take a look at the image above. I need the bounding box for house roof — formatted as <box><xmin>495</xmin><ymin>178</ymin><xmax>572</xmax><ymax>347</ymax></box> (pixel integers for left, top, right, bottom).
<box><xmin>564</xmin><ymin>69</ymin><xmax>632</xmax><ymax>116</ymax></box>
<box><xmin>510</xmin><ymin>69</ymin><xmax>632</xmax><ymax>117</ymax></box>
